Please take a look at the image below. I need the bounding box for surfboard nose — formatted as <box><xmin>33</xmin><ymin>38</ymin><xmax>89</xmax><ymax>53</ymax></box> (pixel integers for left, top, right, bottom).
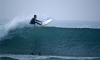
<box><xmin>42</xmin><ymin>19</ymin><xmax>52</xmax><ymax>26</ymax></box>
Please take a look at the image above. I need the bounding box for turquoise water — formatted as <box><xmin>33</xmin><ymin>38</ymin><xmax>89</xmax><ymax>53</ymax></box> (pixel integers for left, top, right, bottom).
<box><xmin>0</xmin><ymin>27</ymin><xmax>100</xmax><ymax>60</ymax></box>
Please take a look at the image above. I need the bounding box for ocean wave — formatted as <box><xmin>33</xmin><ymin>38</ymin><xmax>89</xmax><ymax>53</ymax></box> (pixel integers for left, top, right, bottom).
<box><xmin>0</xmin><ymin>26</ymin><xmax>100</xmax><ymax>56</ymax></box>
<box><xmin>0</xmin><ymin>16</ymin><xmax>100</xmax><ymax>40</ymax></box>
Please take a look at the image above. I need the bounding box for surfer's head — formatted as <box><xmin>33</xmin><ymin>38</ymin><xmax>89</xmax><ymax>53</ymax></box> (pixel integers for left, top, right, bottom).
<box><xmin>34</xmin><ymin>15</ymin><xmax>37</xmax><ymax>18</ymax></box>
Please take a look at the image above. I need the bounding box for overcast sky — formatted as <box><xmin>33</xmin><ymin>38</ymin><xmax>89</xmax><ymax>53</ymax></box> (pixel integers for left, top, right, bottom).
<box><xmin>0</xmin><ymin>0</ymin><xmax>100</xmax><ymax>21</ymax></box>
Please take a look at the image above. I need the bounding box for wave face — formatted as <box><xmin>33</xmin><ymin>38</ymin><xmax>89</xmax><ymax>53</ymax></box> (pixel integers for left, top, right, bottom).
<box><xmin>0</xmin><ymin>27</ymin><xmax>100</xmax><ymax>57</ymax></box>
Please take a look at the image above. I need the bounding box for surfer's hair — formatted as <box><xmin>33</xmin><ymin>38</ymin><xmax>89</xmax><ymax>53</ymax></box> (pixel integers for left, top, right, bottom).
<box><xmin>34</xmin><ymin>15</ymin><xmax>37</xmax><ymax>17</ymax></box>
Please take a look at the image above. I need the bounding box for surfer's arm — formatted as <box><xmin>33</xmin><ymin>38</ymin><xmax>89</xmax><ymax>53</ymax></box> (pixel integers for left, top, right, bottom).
<box><xmin>36</xmin><ymin>20</ymin><xmax>42</xmax><ymax>22</ymax></box>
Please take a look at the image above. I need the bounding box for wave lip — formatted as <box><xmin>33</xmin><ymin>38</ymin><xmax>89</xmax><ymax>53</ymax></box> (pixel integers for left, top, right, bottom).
<box><xmin>48</xmin><ymin>25</ymin><xmax>100</xmax><ymax>29</ymax></box>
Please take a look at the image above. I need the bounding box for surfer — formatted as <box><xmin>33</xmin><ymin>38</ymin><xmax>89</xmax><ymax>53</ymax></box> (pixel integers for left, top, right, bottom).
<box><xmin>30</xmin><ymin>15</ymin><xmax>42</xmax><ymax>26</ymax></box>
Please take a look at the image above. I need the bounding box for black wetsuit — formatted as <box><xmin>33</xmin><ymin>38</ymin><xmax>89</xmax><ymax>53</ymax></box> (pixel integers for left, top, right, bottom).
<box><xmin>30</xmin><ymin>18</ymin><xmax>41</xmax><ymax>25</ymax></box>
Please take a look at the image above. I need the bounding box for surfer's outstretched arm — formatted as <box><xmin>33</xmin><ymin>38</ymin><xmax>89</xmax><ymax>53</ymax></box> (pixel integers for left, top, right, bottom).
<box><xmin>35</xmin><ymin>22</ymin><xmax>42</xmax><ymax>25</ymax></box>
<box><xmin>36</xmin><ymin>20</ymin><xmax>42</xmax><ymax>22</ymax></box>
<box><xmin>36</xmin><ymin>20</ymin><xmax>42</xmax><ymax>25</ymax></box>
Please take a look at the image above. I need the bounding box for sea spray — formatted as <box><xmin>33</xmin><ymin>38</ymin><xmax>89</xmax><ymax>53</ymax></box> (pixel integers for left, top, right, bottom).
<box><xmin>0</xmin><ymin>15</ymin><xmax>50</xmax><ymax>40</ymax></box>
<box><xmin>0</xmin><ymin>16</ymin><xmax>31</xmax><ymax>40</ymax></box>
<box><xmin>0</xmin><ymin>25</ymin><xmax>7</xmax><ymax>40</ymax></box>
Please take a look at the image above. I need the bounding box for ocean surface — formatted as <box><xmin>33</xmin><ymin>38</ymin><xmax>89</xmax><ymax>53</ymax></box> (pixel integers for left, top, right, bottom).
<box><xmin>0</xmin><ymin>18</ymin><xmax>100</xmax><ymax>60</ymax></box>
<box><xmin>0</xmin><ymin>26</ymin><xmax>100</xmax><ymax>60</ymax></box>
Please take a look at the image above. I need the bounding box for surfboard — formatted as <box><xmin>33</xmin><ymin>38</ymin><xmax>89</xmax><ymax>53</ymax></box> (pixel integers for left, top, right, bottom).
<box><xmin>42</xmin><ymin>19</ymin><xmax>52</xmax><ymax>26</ymax></box>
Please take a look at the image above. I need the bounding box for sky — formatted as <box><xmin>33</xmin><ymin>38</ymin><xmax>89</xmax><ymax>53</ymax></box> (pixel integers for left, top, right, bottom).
<box><xmin>0</xmin><ymin>0</ymin><xmax>100</xmax><ymax>21</ymax></box>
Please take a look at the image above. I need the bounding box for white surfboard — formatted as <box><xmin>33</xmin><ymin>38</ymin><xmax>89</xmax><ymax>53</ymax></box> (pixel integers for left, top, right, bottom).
<box><xmin>42</xmin><ymin>19</ymin><xmax>52</xmax><ymax>26</ymax></box>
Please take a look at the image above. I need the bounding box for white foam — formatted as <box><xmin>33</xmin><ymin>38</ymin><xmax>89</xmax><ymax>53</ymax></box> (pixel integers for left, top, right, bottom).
<box><xmin>0</xmin><ymin>54</ymin><xmax>100</xmax><ymax>60</ymax></box>
<box><xmin>0</xmin><ymin>16</ymin><xmax>32</xmax><ymax>40</ymax></box>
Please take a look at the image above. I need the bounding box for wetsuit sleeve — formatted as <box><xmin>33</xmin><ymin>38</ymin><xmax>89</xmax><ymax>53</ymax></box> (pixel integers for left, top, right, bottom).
<box><xmin>36</xmin><ymin>20</ymin><xmax>42</xmax><ymax>22</ymax></box>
